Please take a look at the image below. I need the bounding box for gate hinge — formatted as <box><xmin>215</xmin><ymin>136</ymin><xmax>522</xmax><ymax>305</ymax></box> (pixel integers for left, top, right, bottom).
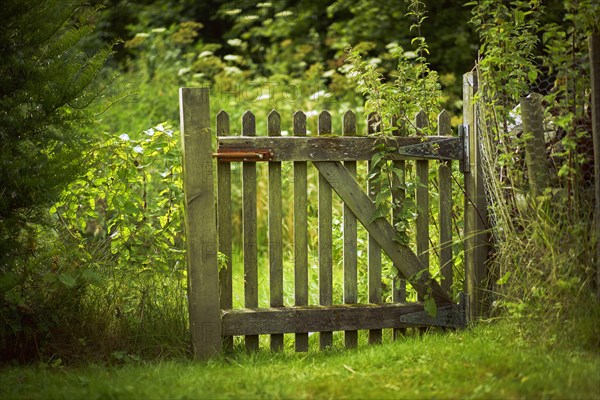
<box><xmin>459</xmin><ymin>124</ymin><xmax>470</xmax><ymax>173</ymax></box>
<box><xmin>213</xmin><ymin>148</ymin><xmax>273</xmax><ymax>162</ymax></box>
<box><xmin>399</xmin><ymin>293</ymin><xmax>468</xmax><ymax>329</ymax></box>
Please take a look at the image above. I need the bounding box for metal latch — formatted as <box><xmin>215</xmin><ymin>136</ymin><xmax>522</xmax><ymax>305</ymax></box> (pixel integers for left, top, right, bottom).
<box><xmin>212</xmin><ymin>149</ymin><xmax>273</xmax><ymax>162</ymax></box>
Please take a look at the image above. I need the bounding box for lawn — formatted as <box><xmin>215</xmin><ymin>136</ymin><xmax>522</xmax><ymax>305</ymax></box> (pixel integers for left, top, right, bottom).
<box><xmin>1</xmin><ymin>321</ymin><xmax>599</xmax><ymax>399</ymax></box>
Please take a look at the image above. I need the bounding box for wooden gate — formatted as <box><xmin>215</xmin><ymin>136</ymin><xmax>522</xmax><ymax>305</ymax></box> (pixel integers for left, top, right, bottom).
<box><xmin>179</xmin><ymin>72</ymin><xmax>487</xmax><ymax>359</ymax></box>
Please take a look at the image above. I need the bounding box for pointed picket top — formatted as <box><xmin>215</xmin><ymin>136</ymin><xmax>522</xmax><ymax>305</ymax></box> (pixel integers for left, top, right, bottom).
<box><xmin>216</xmin><ymin>110</ymin><xmax>230</xmax><ymax>136</ymax></box>
<box><xmin>437</xmin><ymin>109</ymin><xmax>452</xmax><ymax>136</ymax></box>
<box><xmin>293</xmin><ymin>111</ymin><xmax>306</xmax><ymax>136</ymax></box>
<box><xmin>242</xmin><ymin>110</ymin><xmax>256</xmax><ymax>136</ymax></box>
<box><xmin>268</xmin><ymin>109</ymin><xmax>281</xmax><ymax>136</ymax></box>
<box><xmin>367</xmin><ymin>112</ymin><xmax>381</xmax><ymax>134</ymax></box>
<box><xmin>343</xmin><ymin>110</ymin><xmax>356</xmax><ymax>136</ymax></box>
<box><xmin>391</xmin><ymin>114</ymin><xmax>403</xmax><ymax>137</ymax></box>
<box><xmin>414</xmin><ymin>109</ymin><xmax>428</xmax><ymax>130</ymax></box>
<box><xmin>318</xmin><ymin>111</ymin><xmax>332</xmax><ymax>135</ymax></box>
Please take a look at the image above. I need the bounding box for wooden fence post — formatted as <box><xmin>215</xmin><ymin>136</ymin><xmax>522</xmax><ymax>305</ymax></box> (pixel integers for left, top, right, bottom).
<box><xmin>179</xmin><ymin>88</ymin><xmax>222</xmax><ymax>358</ymax></box>
<box><xmin>462</xmin><ymin>72</ymin><xmax>489</xmax><ymax>320</ymax></box>
<box><xmin>590</xmin><ymin>33</ymin><xmax>600</xmax><ymax>301</ymax></box>
<box><xmin>521</xmin><ymin>93</ymin><xmax>548</xmax><ymax>197</ymax></box>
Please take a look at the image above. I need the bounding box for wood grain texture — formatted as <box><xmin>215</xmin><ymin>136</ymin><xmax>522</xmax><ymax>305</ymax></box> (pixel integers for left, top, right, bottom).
<box><xmin>318</xmin><ymin>111</ymin><xmax>333</xmax><ymax>350</ymax></box>
<box><xmin>216</xmin><ymin>136</ymin><xmax>462</xmax><ymax>161</ymax></box>
<box><xmin>463</xmin><ymin>72</ymin><xmax>488</xmax><ymax>320</ymax></box>
<box><xmin>391</xmin><ymin>114</ymin><xmax>407</xmax><ymax>340</ymax></box>
<box><xmin>242</xmin><ymin>111</ymin><xmax>259</xmax><ymax>351</ymax></box>
<box><xmin>179</xmin><ymin>88</ymin><xmax>222</xmax><ymax>358</ymax></box>
<box><xmin>293</xmin><ymin>111</ymin><xmax>309</xmax><ymax>352</ymax></box>
<box><xmin>216</xmin><ymin>110</ymin><xmax>233</xmax><ymax>352</ymax></box>
<box><xmin>221</xmin><ymin>302</ymin><xmax>464</xmax><ymax>335</ymax></box>
<box><xmin>367</xmin><ymin>113</ymin><xmax>382</xmax><ymax>344</ymax></box>
<box><xmin>415</xmin><ymin>111</ymin><xmax>429</xmax><ymax>302</ymax></box>
<box><xmin>268</xmin><ymin>110</ymin><xmax>284</xmax><ymax>351</ymax></box>
<box><xmin>343</xmin><ymin>110</ymin><xmax>358</xmax><ymax>348</ymax></box>
<box><xmin>437</xmin><ymin>110</ymin><xmax>453</xmax><ymax>295</ymax></box>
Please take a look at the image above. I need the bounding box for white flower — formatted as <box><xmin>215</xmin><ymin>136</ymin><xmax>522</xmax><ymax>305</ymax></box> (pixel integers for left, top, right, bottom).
<box><xmin>227</xmin><ymin>38</ymin><xmax>242</xmax><ymax>47</ymax></box>
<box><xmin>178</xmin><ymin>67</ymin><xmax>191</xmax><ymax>76</ymax></box>
<box><xmin>256</xmin><ymin>93</ymin><xmax>270</xmax><ymax>101</ymax></box>
<box><xmin>224</xmin><ymin>66</ymin><xmax>242</xmax><ymax>76</ymax></box>
<box><xmin>119</xmin><ymin>133</ymin><xmax>130</xmax><ymax>141</ymax></box>
<box><xmin>144</xmin><ymin>128</ymin><xmax>155</xmax><ymax>136</ymax></box>
<box><xmin>133</xmin><ymin>145</ymin><xmax>144</xmax><ymax>154</ymax></box>
<box><xmin>224</xmin><ymin>54</ymin><xmax>241</xmax><ymax>62</ymax></box>
<box><xmin>198</xmin><ymin>51</ymin><xmax>213</xmax><ymax>58</ymax></box>
<box><xmin>310</xmin><ymin>90</ymin><xmax>331</xmax><ymax>101</ymax></box>
<box><xmin>241</xmin><ymin>15</ymin><xmax>259</xmax><ymax>22</ymax></box>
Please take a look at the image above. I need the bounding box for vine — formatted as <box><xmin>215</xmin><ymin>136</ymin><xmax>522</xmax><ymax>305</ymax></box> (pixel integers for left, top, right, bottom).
<box><xmin>343</xmin><ymin>0</ymin><xmax>446</xmax><ymax>312</ymax></box>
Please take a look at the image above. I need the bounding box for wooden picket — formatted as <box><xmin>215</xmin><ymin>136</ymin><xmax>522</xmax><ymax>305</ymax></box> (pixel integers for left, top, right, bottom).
<box><xmin>180</xmin><ymin>78</ymin><xmax>486</xmax><ymax>359</ymax></box>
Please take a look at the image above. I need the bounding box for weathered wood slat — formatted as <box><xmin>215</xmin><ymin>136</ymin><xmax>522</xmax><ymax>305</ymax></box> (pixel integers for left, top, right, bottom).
<box><xmin>221</xmin><ymin>302</ymin><xmax>464</xmax><ymax>336</ymax></box>
<box><xmin>242</xmin><ymin>111</ymin><xmax>259</xmax><ymax>351</ymax></box>
<box><xmin>438</xmin><ymin>110</ymin><xmax>453</xmax><ymax>294</ymax></box>
<box><xmin>391</xmin><ymin>114</ymin><xmax>407</xmax><ymax>340</ymax></box>
<box><xmin>179</xmin><ymin>88</ymin><xmax>222</xmax><ymax>359</ymax></box>
<box><xmin>293</xmin><ymin>111</ymin><xmax>309</xmax><ymax>352</ymax></box>
<box><xmin>342</xmin><ymin>110</ymin><xmax>358</xmax><ymax>349</ymax></box>
<box><xmin>216</xmin><ymin>110</ymin><xmax>233</xmax><ymax>353</ymax></box>
<box><xmin>312</xmin><ymin>161</ymin><xmax>453</xmax><ymax>305</ymax></box>
<box><xmin>415</xmin><ymin>111</ymin><xmax>430</xmax><ymax>302</ymax></box>
<box><xmin>318</xmin><ymin>111</ymin><xmax>333</xmax><ymax>350</ymax></box>
<box><xmin>216</xmin><ymin>136</ymin><xmax>462</xmax><ymax>161</ymax></box>
<box><xmin>463</xmin><ymin>72</ymin><xmax>489</xmax><ymax>320</ymax></box>
<box><xmin>268</xmin><ymin>110</ymin><xmax>284</xmax><ymax>352</ymax></box>
<box><xmin>367</xmin><ymin>113</ymin><xmax>382</xmax><ymax>344</ymax></box>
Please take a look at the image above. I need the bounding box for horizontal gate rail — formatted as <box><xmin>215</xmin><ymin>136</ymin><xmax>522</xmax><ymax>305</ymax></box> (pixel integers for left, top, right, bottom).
<box><xmin>222</xmin><ymin>296</ymin><xmax>468</xmax><ymax>336</ymax></box>
<box><xmin>215</xmin><ymin>135</ymin><xmax>462</xmax><ymax>161</ymax></box>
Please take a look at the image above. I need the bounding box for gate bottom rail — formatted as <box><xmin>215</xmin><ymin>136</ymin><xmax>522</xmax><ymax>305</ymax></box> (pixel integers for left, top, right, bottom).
<box><xmin>221</xmin><ymin>293</ymin><xmax>468</xmax><ymax>336</ymax></box>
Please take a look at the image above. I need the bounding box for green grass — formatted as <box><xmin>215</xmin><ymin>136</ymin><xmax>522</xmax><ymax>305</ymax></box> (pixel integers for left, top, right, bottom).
<box><xmin>1</xmin><ymin>321</ymin><xmax>598</xmax><ymax>399</ymax></box>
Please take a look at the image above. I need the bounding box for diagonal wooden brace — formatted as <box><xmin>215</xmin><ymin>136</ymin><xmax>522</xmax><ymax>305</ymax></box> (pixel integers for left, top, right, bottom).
<box><xmin>312</xmin><ymin>160</ymin><xmax>453</xmax><ymax>305</ymax></box>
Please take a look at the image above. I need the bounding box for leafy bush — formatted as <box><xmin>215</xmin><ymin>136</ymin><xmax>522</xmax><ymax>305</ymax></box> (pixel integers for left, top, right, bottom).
<box><xmin>468</xmin><ymin>0</ymin><xmax>600</xmax><ymax>348</ymax></box>
<box><xmin>0</xmin><ymin>0</ymin><xmax>116</xmax><ymax>362</ymax></box>
<box><xmin>49</xmin><ymin>123</ymin><xmax>189</xmax><ymax>361</ymax></box>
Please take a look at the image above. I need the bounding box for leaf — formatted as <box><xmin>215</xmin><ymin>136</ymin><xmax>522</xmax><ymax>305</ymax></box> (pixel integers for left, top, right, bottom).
<box><xmin>58</xmin><ymin>273</ymin><xmax>76</xmax><ymax>288</ymax></box>
<box><xmin>121</xmin><ymin>226</ymin><xmax>131</xmax><ymax>242</ymax></box>
<box><xmin>424</xmin><ymin>296</ymin><xmax>437</xmax><ymax>318</ymax></box>
<box><xmin>43</xmin><ymin>272</ymin><xmax>58</xmax><ymax>284</ymax></box>
<box><xmin>527</xmin><ymin>69</ymin><xmax>538</xmax><ymax>82</ymax></box>
<box><xmin>496</xmin><ymin>271</ymin><xmax>511</xmax><ymax>285</ymax></box>
<box><xmin>0</xmin><ymin>271</ymin><xmax>19</xmax><ymax>291</ymax></box>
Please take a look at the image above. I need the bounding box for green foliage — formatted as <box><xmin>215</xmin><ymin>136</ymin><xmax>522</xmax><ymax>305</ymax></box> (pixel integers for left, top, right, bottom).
<box><xmin>343</xmin><ymin>0</ymin><xmax>443</xmax><ymax>218</ymax></box>
<box><xmin>49</xmin><ymin>123</ymin><xmax>189</xmax><ymax>361</ymax></box>
<box><xmin>342</xmin><ymin>1</ymin><xmax>460</xmax><ymax>310</ymax></box>
<box><xmin>0</xmin><ymin>0</ymin><xmax>116</xmax><ymax>362</ymax></box>
<box><xmin>469</xmin><ymin>0</ymin><xmax>600</xmax><ymax>346</ymax></box>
